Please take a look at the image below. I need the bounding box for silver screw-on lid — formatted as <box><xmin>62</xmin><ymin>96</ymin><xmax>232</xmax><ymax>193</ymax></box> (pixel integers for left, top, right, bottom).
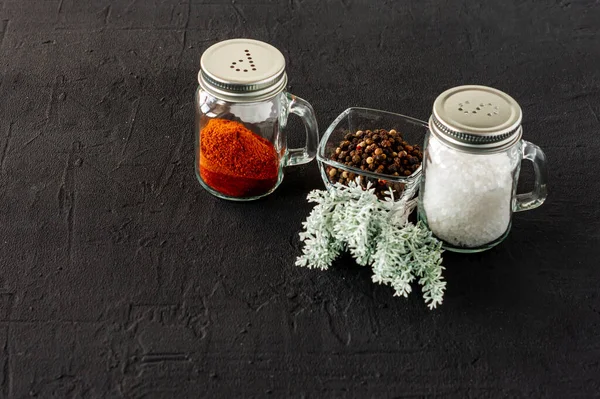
<box><xmin>198</xmin><ymin>38</ymin><xmax>287</xmax><ymax>102</ymax></box>
<box><xmin>430</xmin><ymin>85</ymin><xmax>523</xmax><ymax>152</ymax></box>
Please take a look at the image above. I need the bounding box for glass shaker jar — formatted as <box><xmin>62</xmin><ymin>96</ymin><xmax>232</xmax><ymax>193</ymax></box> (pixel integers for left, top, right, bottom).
<box><xmin>195</xmin><ymin>39</ymin><xmax>319</xmax><ymax>200</ymax></box>
<box><xmin>418</xmin><ymin>85</ymin><xmax>548</xmax><ymax>252</ymax></box>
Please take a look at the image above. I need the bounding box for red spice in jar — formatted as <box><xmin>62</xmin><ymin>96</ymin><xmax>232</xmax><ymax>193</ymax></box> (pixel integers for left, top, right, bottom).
<box><xmin>199</xmin><ymin>119</ymin><xmax>279</xmax><ymax>198</ymax></box>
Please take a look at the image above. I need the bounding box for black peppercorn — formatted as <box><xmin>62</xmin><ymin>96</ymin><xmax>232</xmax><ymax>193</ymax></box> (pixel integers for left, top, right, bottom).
<box><xmin>327</xmin><ymin>128</ymin><xmax>423</xmax><ymax>199</ymax></box>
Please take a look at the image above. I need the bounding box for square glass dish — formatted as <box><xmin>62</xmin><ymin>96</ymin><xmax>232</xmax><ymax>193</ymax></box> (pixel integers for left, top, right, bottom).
<box><xmin>317</xmin><ymin>107</ymin><xmax>428</xmax><ymax>202</ymax></box>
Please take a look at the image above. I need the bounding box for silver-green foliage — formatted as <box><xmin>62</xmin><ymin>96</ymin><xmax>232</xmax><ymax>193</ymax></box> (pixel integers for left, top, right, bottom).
<box><xmin>295</xmin><ymin>181</ymin><xmax>446</xmax><ymax>309</ymax></box>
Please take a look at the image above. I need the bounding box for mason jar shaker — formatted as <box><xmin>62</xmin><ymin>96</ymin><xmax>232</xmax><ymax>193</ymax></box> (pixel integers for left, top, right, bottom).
<box><xmin>195</xmin><ymin>39</ymin><xmax>319</xmax><ymax>201</ymax></box>
<box><xmin>418</xmin><ymin>85</ymin><xmax>548</xmax><ymax>252</ymax></box>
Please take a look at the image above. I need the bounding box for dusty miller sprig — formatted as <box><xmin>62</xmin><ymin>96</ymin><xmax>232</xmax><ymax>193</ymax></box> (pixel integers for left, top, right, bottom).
<box><xmin>295</xmin><ymin>180</ymin><xmax>446</xmax><ymax>309</ymax></box>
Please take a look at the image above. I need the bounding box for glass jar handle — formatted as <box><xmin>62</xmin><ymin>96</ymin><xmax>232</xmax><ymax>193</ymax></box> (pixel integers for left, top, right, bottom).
<box><xmin>284</xmin><ymin>93</ymin><xmax>319</xmax><ymax>166</ymax></box>
<box><xmin>515</xmin><ymin>140</ymin><xmax>548</xmax><ymax>212</ymax></box>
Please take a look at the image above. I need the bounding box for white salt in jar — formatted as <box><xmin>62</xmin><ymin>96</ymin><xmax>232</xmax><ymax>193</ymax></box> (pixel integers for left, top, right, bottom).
<box><xmin>418</xmin><ymin>85</ymin><xmax>548</xmax><ymax>252</ymax></box>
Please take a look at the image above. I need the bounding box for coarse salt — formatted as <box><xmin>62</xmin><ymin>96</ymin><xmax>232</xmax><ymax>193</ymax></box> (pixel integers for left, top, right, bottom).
<box><xmin>422</xmin><ymin>136</ymin><xmax>516</xmax><ymax>248</ymax></box>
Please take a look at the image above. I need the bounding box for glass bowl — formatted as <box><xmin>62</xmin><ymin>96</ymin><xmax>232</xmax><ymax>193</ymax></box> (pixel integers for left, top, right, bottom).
<box><xmin>317</xmin><ymin>107</ymin><xmax>428</xmax><ymax>202</ymax></box>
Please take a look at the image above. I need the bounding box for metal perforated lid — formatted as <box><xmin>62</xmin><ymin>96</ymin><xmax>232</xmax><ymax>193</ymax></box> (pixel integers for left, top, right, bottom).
<box><xmin>430</xmin><ymin>85</ymin><xmax>523</xmax><ymax>152</ymax></box>
<box><xmin>198</xmin><ymin>38</ymin><xmax>287</xmax><ymax>102</ymax></box>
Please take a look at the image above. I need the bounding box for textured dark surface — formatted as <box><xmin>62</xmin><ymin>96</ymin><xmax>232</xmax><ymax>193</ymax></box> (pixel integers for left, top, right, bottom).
<box><xmin>0</xmin><ymin>0</ymin><xmax>599</xmax><ymax>397</ymax></box>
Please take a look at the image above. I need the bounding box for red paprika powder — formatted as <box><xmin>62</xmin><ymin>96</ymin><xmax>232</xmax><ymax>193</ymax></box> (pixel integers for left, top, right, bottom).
<box><xmin>199</xmin><ymin>119</ymin><xmax>279</xmax><ymax>198</ymax></box>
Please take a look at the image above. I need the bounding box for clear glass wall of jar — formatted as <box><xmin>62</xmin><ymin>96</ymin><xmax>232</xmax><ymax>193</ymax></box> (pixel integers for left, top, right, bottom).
<box><xmin>418</xmin><ymin>86</ymin><xmax>548</xmax><ymax>252</ymax></box>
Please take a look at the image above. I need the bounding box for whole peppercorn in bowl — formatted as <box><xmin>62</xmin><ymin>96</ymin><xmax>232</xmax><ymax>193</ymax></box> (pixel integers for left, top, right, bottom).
<box><xmin>317</xmin><ymin>108</ymin><xmax>428</xmax><ymax>201</ymax></box>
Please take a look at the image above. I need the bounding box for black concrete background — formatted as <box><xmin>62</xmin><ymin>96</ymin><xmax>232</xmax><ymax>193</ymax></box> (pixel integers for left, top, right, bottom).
<box><xmin>0</xmin><ymin>0</ymin><xmax>599</xmax><ymax>397</ymax></box>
